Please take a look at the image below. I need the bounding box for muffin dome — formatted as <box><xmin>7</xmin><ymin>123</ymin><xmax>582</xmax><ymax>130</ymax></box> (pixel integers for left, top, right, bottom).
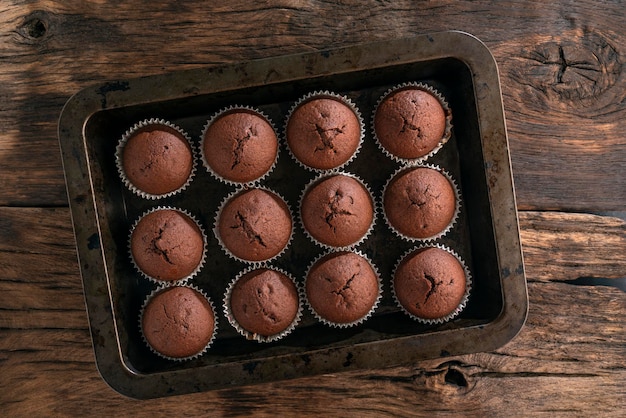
<box><xmin>306</xmin><ymin>251</ymin><xmax>379</xmax><ymax>326</ymax></box>
<box><xmin>202</xmin><ymin>108</ymin><xmax>278</xmax><ymax>184</ymax></box>
<box><xmin>300</xmin><ymin>174</ymin><xmax>374</xmax><ymax>248</ymax></box>
<box><xmin>119</xmin><ymin>121</ymin><xmax>194</xmax><ymax>197</ymax></box>
<box><xmin>130</xmin><ymin>208</ymin><xmax>205</xmax><ymax>282</ymax></box>
<box><xmin>227</xmin><ymin>268</ymin><xmax>300</xmax><ymax>340</ymax></box>
<box><xmin>217</xmin><ymin>188</ymin><xmax>292</xmax><ymax>262</ymax></box>
<box><xmin>286</xmin><ymin>94</ymin><xmax>361</xmax><ymax>170</ymax></box>
<box><xmin>383</xmin><ymin>166</ymin><xmax>456</xmax><ymax>240</ymax></box>
<box><xmin>141</xmin><ymin>286</ymin><xmax>216</xmax><ymax>359</ymax></box>
<box><xmin>394</xmin><ymin>247</ymin><xmax>467</xmax><ymax>321</ymax></box>
<box><xmin>374</xmin><ymin>86</ymin><xmax>447</xmax><ymax>160</ymax></box>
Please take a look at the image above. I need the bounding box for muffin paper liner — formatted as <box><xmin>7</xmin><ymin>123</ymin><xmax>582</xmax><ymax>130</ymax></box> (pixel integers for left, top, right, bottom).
<box><xmin>283</xmin><ymin>91</ymin><xmax>364</xmax><ymax>173</ymax></box>
<box><xmin>200</xmin><ymin>105</ymin><xmax>279</xmax><ymax>187</ymax></box>
<box><xmin>303</xmin><ymin>249</ymin><xmax>382</xmax><ymax>328</ymax></box>
<box><xmin>223</xmin><ymin>266</ymin><xmax>303</xmax><ymax>343</ymax></box>
<box><xmin>371</xmin><ymin>82</ymin><xmax>453</xmax><ymax>166</ymax></box>
<box><xmin>213</xmin><ymin>186</ymin><xmax>294</xmax><ymax>265</ymax></box>
<box><xmin>391</xmin><ymin>243</ymin><xmax>472</xmax><ymax>324</ymax></box>
<box><xmin>139</xmin><ymin>284</ymin><xmax>218</xmax><ymax>362</ymax></box>
<box><xmin>115</xmin><ymin>118</ymin><xmax>197</xmax><ymax>199</ymax></box>
<box><xmin>298</xmin><ymin>172</ymin><xmax>377</xmax><ymax>251</ymax></box>
<box><xmin>381</xmin><ymin>163</ymin><xmax>461</xmax><ymax>242</ymax></box>
<box><xmin>128</xmin><ymin>206</ymin><xmax>207</xmax><ymax>286</ymax></box>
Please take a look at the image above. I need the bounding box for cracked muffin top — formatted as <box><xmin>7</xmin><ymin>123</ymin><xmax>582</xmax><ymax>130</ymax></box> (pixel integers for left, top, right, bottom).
<box><xmin>227</xmin><ymin>268</ymin><xmax>299</xmax><ymax>340</ymax></box>
<box><xmin>383</xmin><ymin>166</ymin><xmax>456</xmax><ymax>240</ymax></box>
<box><xmin>374</xmin><ymin>87</ymin><xmax>446</xmax><ymax>160</ymax></box>
<box><xmin>130</xmin><ymin>209</ymin><xmax>205</xmax><ymax>282</ymax></box>
<box><xmin>285</xmin><ymin>95</ymin><xmax>361</xmax><ymax>170</ymax></box>
<box><xmin>202</xmin><ymin>109</ymin><xmax>278</xmax><ymax>184</ymax></box>
<box><xmin>217</xmin><ymin>188</ymin><xmax>292</xmax><ymax>262</ymax></box>
<box><xmin>121</xmin><ymin>123</ymin><xmax>194</xmax><ymax>196</ymax></box>
<box><xmin>300</xmin><ymin>174</ymin><xmax>374</xmax><ymax>248</ymax></box>
<box><xmin>141</xmin><ymin>286</ymin><xmax>215</xmax><ymax>359</ymax></box>
<box><xmin>393</xmin><ymin>247</ymin><xmax>466</xmax><ymax>320</ymax></box>
<box><xmin>305</xmin><ymin>251</ymin><xmax>379</xmax><ymax>325</ymax></box>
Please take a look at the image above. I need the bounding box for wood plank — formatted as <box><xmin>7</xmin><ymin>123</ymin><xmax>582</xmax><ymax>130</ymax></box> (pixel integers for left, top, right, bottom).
<box><xmin>1</xmin><ymin>208</ymin><xmax>624</xmax><ymax>330</ymax></box>
<box><xmin>0</xmin><ymin>207</ymin><xmax>86</xmax><ymax>328</ymax></box>
<box><xmin>0</xmin><ymin>207</ymin><xmax>83</xmax><ymax>311</ymax></box>
<box><xmin>520</xmin><ymin>211</ymin><xmax>626</xmax><ymax>282</ymax></box>
<box><xmin>1</xmin><ymin>281</ymin><xmax>623</xmax><ymax>416</ymax></box>
<box><xmin>1</xmin><ymin>207</ymin><xmax>624</xmax><ymax>413</ymax></box>
<box><xmin>0</xmin><ymin>1</ymin><xmax>624</xmax><ymax>210</ymax></box>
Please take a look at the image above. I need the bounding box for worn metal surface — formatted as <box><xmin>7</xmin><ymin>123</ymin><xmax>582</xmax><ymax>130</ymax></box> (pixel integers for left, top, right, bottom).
<box><xmin>58</xmin><ymin>31</ymin><xmax>527</xmax><ymax>399</ymax></box>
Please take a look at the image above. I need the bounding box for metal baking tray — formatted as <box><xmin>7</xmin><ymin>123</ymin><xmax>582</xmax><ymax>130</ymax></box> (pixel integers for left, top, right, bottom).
<box><xmin>59</xmin><ymin>31</ymin><xmax>527</xmax><ymax>399</ymax></box>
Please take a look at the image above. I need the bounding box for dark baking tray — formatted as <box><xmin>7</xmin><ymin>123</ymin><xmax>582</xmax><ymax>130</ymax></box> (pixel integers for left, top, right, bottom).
<box><xmin>58</xmin><ymin>31</ymin><xmax>527</xmax><ymax>399</ymax></box>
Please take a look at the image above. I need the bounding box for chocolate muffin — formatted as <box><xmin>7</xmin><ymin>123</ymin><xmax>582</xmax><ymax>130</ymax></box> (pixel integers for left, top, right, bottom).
<box><xmin>300</xmin><ymin>174</ymin><xmax>374</xmax><ymax>248</ymax></box>
<box><xmin>227</xmin><ymin>268</ymin><xmax>300</xmax><ymax>340</ymax></box>
<box><xmin>383</xmin><ymin>166</ymin><xmax>456</xmax><ymax>240</ymax></box>
<box><xmin>374</xmin><ymin>86</ymin><xmax>448</xmax><ymax>160</ymax></box>
<box><xmin>119</xmin><ymin>121</ymin><xmax>194</xmax><ymax>197</ymax></box>
<box><xmin>141</xmin><ymin>286</ymin><xmax>216</xmax><ymax>359</ymax></box>
<box><xmin>305</xmin><ymin>251</ymin><xmax>380</xmax><ymax>326</ymax></box>
<box><xmin>286</xmin><ymin>95</ymin><xmax>362</xmax><ymax>170</ymax></box>
<box><xmin>217</xmin><ymin>188</ymin><xmax>292</xmax><ymax>262</ymax></box>
<box><xmin>130</xmin><ymin>208</ymin><xmax>205</xmax><ymax>282</ymax></box>
<box><xmin>202</xmin><ymin>108</ymin><xmax>278</xmax><ymax>184</ymax></box>
<box><xmin>394</xmin><ymin>247</ymin><xmax>468</xmax><ymax>321</ymax></box>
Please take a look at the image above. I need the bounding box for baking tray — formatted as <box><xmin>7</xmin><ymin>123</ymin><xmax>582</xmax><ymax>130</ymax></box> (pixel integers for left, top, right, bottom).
<box><xmin>58</xmin><ymin>31</ymin><xmax>528</xmax><ymax>399</ymax></box>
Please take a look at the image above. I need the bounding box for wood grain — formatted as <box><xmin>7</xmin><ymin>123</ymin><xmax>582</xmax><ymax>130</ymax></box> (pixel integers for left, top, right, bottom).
<box><xmin>0</xmin><ymin>1</ymin><xmax>624</xmax><ymax>210</ymax></box>
<box><xmin>1</xmin><ymin>208</ymin><xmax>623</xmax><ymax>325</ymax></box>
<box><xmin>1</xmin><ymin>284</ymin><xmax>623</xmax><ymax>416</ymax></box>
<box><xmin>1</xmin><ymin>1</ymin><xmax>625</xmax><ymax>415</ymax></box>
<box><xmin>520</xmin><ymin>211</ymin><xmax>626</xmax><ymax>282</ymax></box>
<box><xmin>1</xmin><ymin>207</ymin><xmax>624</xmax><ymax>415</ymax></box>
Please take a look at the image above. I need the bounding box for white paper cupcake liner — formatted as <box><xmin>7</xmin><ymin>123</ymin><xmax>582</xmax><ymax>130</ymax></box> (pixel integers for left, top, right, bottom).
<box><xmin>283</xmin><ymin>91</ymin><xmax>364</xmax><ymax>173</ymax></box>
<box><xmin>128</xmin><ymin>206</ymin><xmax>207</xmax><ymax>286</ymax></box>
<box><xmin>115</xmin><ymin>118</ymin><xmax>197</xmax><ymax>199</ymax></box>
<box><xmin>213</xmin><ymin>186</ymin><xmax>294</xmax><ymax>266</ymax></box>
<box><xmin>200</xmin><ymin>105</ymin><xmax>279</xmax><ymax>187</ymax></box>
<box><xmin>303</xmin><ymin>249</ymin><xmax>382</xmax><ymax>328</ymax></box>
<box><xmin>371</xmin><ymin>82</ymin><xmax>453</xmax><ymax>166</ymax></box>
<box><xmin>223</xmin><ymin>266</ymin><xmax>303</xmax><ymax>343</ymax></box>
<box><xmin>139</xmin><ymin>284</ymin><xmax>218</xmax><ymax>362</ymax></box>
<box><xmin>391</xmin><ymin>243</ymin><xmax>472</xmax><ymax>324</ymax></box>
<box><xmin>298</xmin><ymin>172</ymin><xmax>377</xmax><ymax>251</ymax></box>
<box><xmin>381</xmin><ymin>163</ymin><xmax>461</xmax><ymax>242</ymax></box>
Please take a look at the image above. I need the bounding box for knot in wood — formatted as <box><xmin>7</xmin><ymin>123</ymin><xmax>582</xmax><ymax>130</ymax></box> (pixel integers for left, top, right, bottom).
<box><xmin>415</xmin><ymin>360</ymin><xmax>474</xmax><ymax>395</ymax></box>
<box><xmin>516</xmin><ymin>32</ymin><xmax>621</xmax><ymax>105</ymax></box>
<box><xmin>19</xmin><ymin>11</ymin><xmax>50</xmax><ymax>41</ymax></box>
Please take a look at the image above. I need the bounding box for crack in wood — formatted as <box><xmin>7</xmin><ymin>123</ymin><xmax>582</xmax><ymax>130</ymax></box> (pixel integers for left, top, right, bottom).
<box><xmin>560</xmin><ymin>276</ymin><xmax>626</xmax><ymax>291</ymax></box>
<box><xmin>515</xmin><ymin>32</ymin><xmax>621</xmax><ymax>103</ymax></box>
<box><xmin>476</xmin><ymin>371</ymin><xmax>600</xmax><ymax>379</ymax></box>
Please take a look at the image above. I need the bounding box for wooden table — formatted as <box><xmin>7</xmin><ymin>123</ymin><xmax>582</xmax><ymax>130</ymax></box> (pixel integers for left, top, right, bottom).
<box><xmin>2</xmin><ymin>1</ymin><xmax>624</xmax><ymax>415</ymax></box>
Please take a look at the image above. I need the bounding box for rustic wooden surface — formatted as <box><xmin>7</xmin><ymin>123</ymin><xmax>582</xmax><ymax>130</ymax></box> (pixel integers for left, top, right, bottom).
<box><xmin>1</xmin><ymin>1</ymin><xmax>624</xmax><ymax>416</ymax></box>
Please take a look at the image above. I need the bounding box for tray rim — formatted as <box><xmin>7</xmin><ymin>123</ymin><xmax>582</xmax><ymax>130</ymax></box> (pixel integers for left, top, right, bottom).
<box><xmin>58</xmin><ymin>30</ymin><xmax>528</xmax><ymax>399</ymax></box>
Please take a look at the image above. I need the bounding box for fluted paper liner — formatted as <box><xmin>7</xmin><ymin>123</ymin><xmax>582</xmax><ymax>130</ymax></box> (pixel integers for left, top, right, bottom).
<box><xmin>116</xmin><ymin>118</ymin><xmax>197</xmax><ymax>199</ymax></box>
<box><xmin>128</xmin><ymin>206</ymin><xmax>207</xmax><ymax>286</ymax></box>
<box><xmin>392</xmin><ymin>243</ymin><xmax>472</xmax><ymax>324</ymax></box>
<box><xmin>139</xmin><ymin>284</ymin><xmax>218</xmax><ymax>362</ymax></box>
<box><xmin>371</xmin><ymin>82</ymin><xmax>452</xmax><ymax>165</ymax></box>
<box><xmin>299</xmin><ymin>172</ymin><xmax>377</xmax><ymax>251</ymax></box>
<box><xmin>213</xmin><ymin>186</ymin><xmax>294</xmax><ymax>265</ymax></box>
<box><xmin>381</xmin><ymin>163</ymin><xmax>460</xmax><ymax>242</ymax></box>
<box><xmin>284</xmin><ymin>91</ymin><xmax>364</xmax><ymax>173</ymax></box>
<box><xmin>200</xmin><ymin>105</ymin><xmax>279</xmax><ymax>187</ymax></box>
<box><xmin>223</xmin><ymin>266</ymin><xmax>302</xmax><ymax>343</ymax></box>
<box><xmin>303</xmin><ymin>250</ymin><xmax>382</xmax><ymax>328</ymax></box>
